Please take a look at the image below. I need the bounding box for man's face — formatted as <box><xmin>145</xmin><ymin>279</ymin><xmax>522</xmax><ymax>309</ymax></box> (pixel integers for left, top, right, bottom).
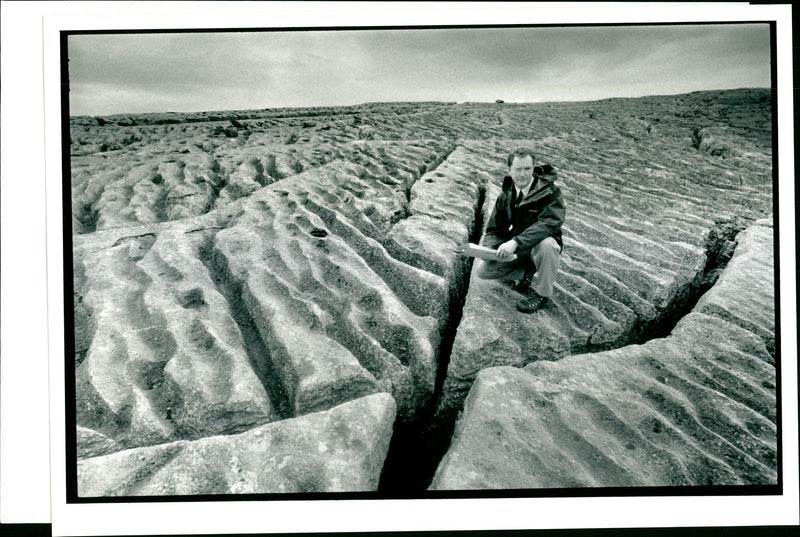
<box><xmin>509</xmin><ymin>155</ymin><xmax>534</xmax><ymax>189</ymax></box>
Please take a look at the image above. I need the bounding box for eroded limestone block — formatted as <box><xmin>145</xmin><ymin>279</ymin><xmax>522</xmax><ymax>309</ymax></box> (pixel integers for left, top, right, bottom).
<box><xmin>432</xmin><ymin>219</ymin><xmax>776</xmax><ymax>490</ymax></box>
<box><xmin>78</xmin><ymin>393</ymin><xmax>396</xmax><ymax>496</ymax></box>
<box><xmin>74</xmin><ymin>227</ymin><xmax>276</xmax><ymax>453</ymax></box>
<box><xmin>435</xmin><ymin>233</ymin><xmax>691</xmax><ymax>424</ymax></box>
<box><xmin>390</xmin><ymin>215</ymin><xmax>470</xmax><ymax>280</ymax></box>
<box><xmin>211</xmin><ymin>224</ymin><xmax>381</xmax><ymax>416</ymax></box>
<box><xmin>387</xmin><ymin>145</ymin><xmax>497</xmax><ymax>310</ymax></box>
<box><xmin>695</xmin><ymin>219</ymin><xmax>774</xmax><ymax>356</ymax></box>
<box><xmin>431</xmin><ymin>311</ymin><xmax>776</xmax><ymax>490</ymax></box>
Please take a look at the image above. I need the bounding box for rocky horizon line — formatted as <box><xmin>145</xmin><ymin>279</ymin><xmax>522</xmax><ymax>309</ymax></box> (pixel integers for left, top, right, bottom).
<box><xmin>69</xmin><ymin>86</ymin><xmax>772</xmax><ymax>120</ymax></box>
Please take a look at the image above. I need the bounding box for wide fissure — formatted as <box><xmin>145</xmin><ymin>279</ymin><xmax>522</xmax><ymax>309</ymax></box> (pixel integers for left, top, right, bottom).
<box><xmin>377</xmin><ymin>253</ymin><xmax>474</xmax><ymax>493</ymax></box>
<box><xmin>377</xmin><ymin>183</ymin><xmax>485</xmax><ymax>493</ymax></box>
<box><xmin>630</xmin><ymin>219</ymin><xmax>745</xmax><ymax>344</ymax></box>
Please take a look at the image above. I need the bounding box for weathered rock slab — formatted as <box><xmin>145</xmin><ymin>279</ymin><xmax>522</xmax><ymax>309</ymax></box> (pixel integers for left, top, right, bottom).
<box><xmin>74</xmin><ymin>228</ymin><xmax>277</xmax><ymax>452</ymax></box>
<box><xmin>78</xmin><ymin>393</ymin><xmax>396</xmax><ymax>496</ymax></box>
<box><xmin>431</xmin><ymin>310</ymin><xmax>776</xmax><ymax>489</ymax></box>
<box><xmin>695</xmin><ymin>219</ymin><xmax>774</xmax><ymax>355</ymax></box>
<box><xmin>431</xmin><ymin>220</ymin><xmax>776</xmax><ymax>490</ymax></box>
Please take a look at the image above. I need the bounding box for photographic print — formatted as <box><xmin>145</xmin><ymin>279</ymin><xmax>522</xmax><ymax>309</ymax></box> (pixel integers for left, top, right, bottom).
<box><xmin>65</xmin><ymin>21</ymin><xmax>779</xmax><ymax>503</ymax></box>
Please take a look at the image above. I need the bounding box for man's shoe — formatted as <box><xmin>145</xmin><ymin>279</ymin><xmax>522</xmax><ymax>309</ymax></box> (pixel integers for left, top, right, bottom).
<box><xmin>516</xmin><ymin>292</ymin><xmax>549</xmax><ymax>314</ymax></box>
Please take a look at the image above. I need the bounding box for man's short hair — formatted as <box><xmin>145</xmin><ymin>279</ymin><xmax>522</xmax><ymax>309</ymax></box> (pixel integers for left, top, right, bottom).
<box><xmin>507</xmin><ymin>148</ymin><xmax>536</xmax><ymax>167</ymax></box>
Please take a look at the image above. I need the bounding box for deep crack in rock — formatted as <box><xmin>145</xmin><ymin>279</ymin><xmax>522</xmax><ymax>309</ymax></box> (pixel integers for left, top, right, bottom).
<box><xmin>378</xmin><ymin>173</ymin><xmax>485</xmax><ymax>493</ymax></box>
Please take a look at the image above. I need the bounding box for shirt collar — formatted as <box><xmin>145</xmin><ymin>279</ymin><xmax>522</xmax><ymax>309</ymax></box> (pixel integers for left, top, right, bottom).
<box><xmin>514</xmin><ymin>178</ymin><xmax>535</xmax><ymax>199</ymax></box>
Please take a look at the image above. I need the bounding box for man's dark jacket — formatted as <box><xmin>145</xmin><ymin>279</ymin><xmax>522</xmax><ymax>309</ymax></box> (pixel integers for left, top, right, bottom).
<box><xmin>482</xmin><ymin>165</ymin><xmax>565</xmax><ymax>253</ymax></box>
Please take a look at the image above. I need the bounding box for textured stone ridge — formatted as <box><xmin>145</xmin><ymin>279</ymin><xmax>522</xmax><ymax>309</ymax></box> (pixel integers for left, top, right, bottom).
<box><xmin>71</xmin><ymin>89</ymin><xmax>774</xmax><ymax>494</ymax></box>
<box><xmin>430</xmin><ymin>221</ymin><xmax>776</xmax><ymax>489</ymax></box>
<box><xmin>695</xmin><ymin>220</ymin><xmax>775</xmax><ymax>356</ymax></box>
<box><xmin>73</xmin><ymin>149</ymin><xmax>454</xmax><ymax>456</ymax></box>
<box><xmin>78</xmin><ymin>393</ymin><xmax>396</xmax><ymax>496</ymax></box>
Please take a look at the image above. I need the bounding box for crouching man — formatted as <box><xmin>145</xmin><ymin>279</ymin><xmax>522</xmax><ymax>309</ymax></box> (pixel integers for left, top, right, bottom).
<box><xmin>475</xmin><ymin>148</ymin><xmax>565</xmax><ymax>313</ymax></box>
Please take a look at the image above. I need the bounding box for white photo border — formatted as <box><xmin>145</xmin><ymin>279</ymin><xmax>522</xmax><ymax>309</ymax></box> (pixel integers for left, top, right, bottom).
<box><xmin>18</xmin><ymin>1</ymin><xmax>797</xmax><ymax>535</ymax></box>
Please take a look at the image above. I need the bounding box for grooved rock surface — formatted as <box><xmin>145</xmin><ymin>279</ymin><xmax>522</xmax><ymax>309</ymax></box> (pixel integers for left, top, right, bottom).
<box><xmin>430</xmin><ymin>222</ymin><xmax>776</xmax><ymax>490</ymax></box>
<box><xmin>695</xmin><ymin>220</ymin><xmax>775</xmax><ymax>355</ymax></box>
<box><xmin>73</xmin><ymin>135</ymin><xmax>495</xmax><ymax>494</ymax></box>
<box><xmin>78</xmin><ymin>393</ymin><xmax>396</xmax><ymax>496</ymax></box>
<box><xmin>75</xmin><ymin>228</ymin><xmax>277</xmax><ymax>451</ymax></box>
<box><xmin>74</xmin><ymin>151</ymin><xmax>453</xmax><ymax>452</ymax></box>
<box><xmin>72</xmin><ymin>89</ymin><xmax>774</xmax><ymax>495</ymax></box>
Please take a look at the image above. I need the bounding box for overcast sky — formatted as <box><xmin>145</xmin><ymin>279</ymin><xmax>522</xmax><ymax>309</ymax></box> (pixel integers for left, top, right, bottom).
<box><xmin>67</xmin><ymin>23</ymin><xmax>771</xmax><ymax>116</ymax></box>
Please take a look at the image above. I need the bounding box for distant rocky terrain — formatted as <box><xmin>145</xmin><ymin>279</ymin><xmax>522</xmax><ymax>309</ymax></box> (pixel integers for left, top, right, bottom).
<box><xmin>70</xmin><ymin>88</ymin><xmax>775</xmax><ymax>496</ymax></box>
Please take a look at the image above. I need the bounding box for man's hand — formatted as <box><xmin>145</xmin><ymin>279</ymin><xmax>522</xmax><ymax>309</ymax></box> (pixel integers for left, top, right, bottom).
<box><xmin>496</xmin><ymin>239</ymin><xmax>519</xmax><ymax>260</ymax></box>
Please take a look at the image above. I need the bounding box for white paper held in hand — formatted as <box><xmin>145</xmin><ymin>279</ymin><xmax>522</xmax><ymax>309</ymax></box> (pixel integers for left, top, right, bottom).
<box><xmin>455</xmin><ymin>243</ymin><xmax>517</xmax><ymax>262</ymax></box>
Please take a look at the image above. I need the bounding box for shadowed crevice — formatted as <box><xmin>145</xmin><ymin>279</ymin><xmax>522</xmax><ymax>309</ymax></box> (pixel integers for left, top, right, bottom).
<box><xmin>378</xmin><ymin>174</ymin><xmax>486</xmax><ymax>493</ymax></box>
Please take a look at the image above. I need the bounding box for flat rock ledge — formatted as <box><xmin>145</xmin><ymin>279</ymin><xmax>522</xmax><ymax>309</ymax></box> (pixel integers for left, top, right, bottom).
<box><xmin>430</xmin><ymin>221</ymin><xmax>775</xmax><ymax>489</ymax></box>
<box><xmin>78</xmin><ymin>392</ymin><xmax>395</xmax><ymax>496</ymax></box>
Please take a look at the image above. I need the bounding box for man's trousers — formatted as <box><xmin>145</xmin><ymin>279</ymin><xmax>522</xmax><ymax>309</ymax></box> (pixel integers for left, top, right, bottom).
<box><xmin>474</xmin><ymin>236</ymin><xmax>561</xmax><ymax>298</ymax></box>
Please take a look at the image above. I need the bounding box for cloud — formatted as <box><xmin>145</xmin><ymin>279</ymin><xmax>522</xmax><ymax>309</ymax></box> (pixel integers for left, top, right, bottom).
<box><xmin>67</xmin><ymin>23</ymin><xmax>771</xmax><ymax>115</ymax></box>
